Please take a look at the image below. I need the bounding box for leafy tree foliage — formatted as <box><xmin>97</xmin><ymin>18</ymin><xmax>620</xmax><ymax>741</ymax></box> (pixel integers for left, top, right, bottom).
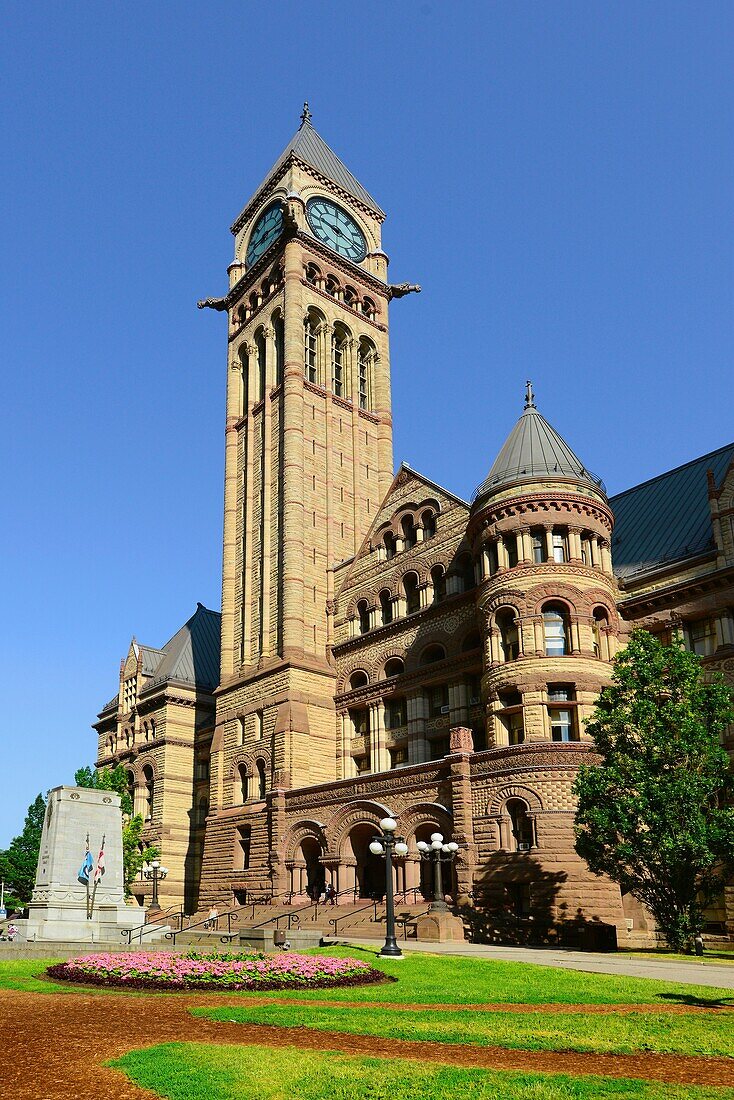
<box><xmin>75</xmin><ymin>766</ymin><xmax>158</xmax><ymax>896</ymax></box>
<box><xmin>574</xmin><ymin>630</ymin><xmax>734</xmax><ymax>951</ymax></box>
<box><xmin>0</xmin><ymin>793</ymin><xmax>46</xmax><ymax>905</ymax></box>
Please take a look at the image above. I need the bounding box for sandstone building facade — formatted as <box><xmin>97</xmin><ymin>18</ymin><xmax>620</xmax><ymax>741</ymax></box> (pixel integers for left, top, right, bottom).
<box><xmin>95</xmin><ymin>111</ymin><xmax>734</xmax><ymax>939</ymax></box>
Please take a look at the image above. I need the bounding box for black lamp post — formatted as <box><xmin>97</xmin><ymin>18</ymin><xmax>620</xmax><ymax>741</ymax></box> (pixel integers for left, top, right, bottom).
<box><xmin>144</xmin><ymin>859</ymin><xmax>168</xmax><ymax>920</ymax></box>
<box><xmin>369</xmin><ymin>816</ymin><xmax>409</xmax><ymax>958</ymax></box>
<box><xmin>416</xmin><ymin>832</ymin><xmax>458</xmax><ymax>912</ymax></box>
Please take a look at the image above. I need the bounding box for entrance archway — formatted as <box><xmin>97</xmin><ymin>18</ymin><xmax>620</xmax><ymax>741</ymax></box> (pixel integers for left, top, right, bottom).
<box><xmin>349</xmin><ymin>823</ymin><xmax>384</xmax><ymax>900</ymax></box>
<box><xmin>301</xmin><ymin>837</ymin><xmax>325</xmax><ymax>900</ymax></box>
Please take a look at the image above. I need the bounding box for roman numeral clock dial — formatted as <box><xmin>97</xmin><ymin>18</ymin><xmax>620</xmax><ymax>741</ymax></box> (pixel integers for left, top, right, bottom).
<box><xmin>306</xmin><ymin>197</ymin><xmax>367</xmax><ymax>262</ymax></box>
<box><xmin>246</xmin><ymin>202</ymin><xmax>284</xmax><ymax>267</ymax></box>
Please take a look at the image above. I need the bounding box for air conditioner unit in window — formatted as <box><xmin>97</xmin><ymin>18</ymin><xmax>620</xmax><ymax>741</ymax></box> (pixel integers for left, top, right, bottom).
<box><xmin>469</xmin><ymin>695</ymin><xmax>481</xmax><ymax>705</ymax></box>
<box><xmin>517</xmin><ymin>842</ymin><xmax>531</xmax><ymax>851</ymax></box>
<box><xmin>440</xmin><ymin>704</ymin><xmax>450</xmax><ymax>715</ymax></box>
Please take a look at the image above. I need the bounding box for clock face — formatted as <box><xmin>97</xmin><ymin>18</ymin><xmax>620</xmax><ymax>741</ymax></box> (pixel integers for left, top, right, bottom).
<box><xmin>246</xmin><ymin>202</ymin><xmax>284</xmax><ymax>267</ymax></box>
<box><xmin>306</xmin><ymin>197</ymin><xmax>367</xmax><ymax>262</ymax></box>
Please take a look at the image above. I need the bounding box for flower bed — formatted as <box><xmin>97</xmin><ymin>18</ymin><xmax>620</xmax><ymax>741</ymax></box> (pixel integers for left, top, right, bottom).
<box><xmin>46</xmin><ymin>950</ymin><xmax>388</xmax><ymax>992</ymax></box>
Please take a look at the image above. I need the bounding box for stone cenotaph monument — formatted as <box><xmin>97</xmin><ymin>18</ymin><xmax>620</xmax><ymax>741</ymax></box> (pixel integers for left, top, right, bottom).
<box><xmin>24</xmin><ymin>786</ymin><xmax>140</xmax><ymax>942</ymax></box>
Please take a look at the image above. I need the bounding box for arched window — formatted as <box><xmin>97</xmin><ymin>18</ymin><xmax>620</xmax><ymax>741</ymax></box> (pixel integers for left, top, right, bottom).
<box><xmin>552</xmin><ymin>528</ymin><xmax>568</xmax><ymax>564</ymax></box>
<box><xmin>344</xmin><ymin>285</ymin><xmax>358</xmax><ymax>308</ymax></box>
<box><xmin>272</xmin><ymin>312</ymin><xmax>284</xmax><ymax>386</ymax></box>
<box><xmin>384</xmin><ymin>657</ymin><xmax>404</xmax><ymax>678</ymax></box>
<box><xmin>256</xmin><ymin>759</ymin><xmax>267</xmax><ymax>799</ymax></box>
<box><xmin>304</xmin><ymin>311</ymin><xmax>320</xmax><ymax>384</ymax></box>
<box><xmin>384</xmin><ymin>531</ymin><xmax>397</xmax><ymax>560</ymax></box>
<box><xmin>125</xmin><ymin>770</ymin><xmax>135</xmax><ymax>813</ymax></box>
<box><xmin>506</xmin><ymin>799</ymin><xmax>534</xmax><ymax>850</ymax></box>
<box><xmin>143</xmin><ymin>765</ymin><xmax>154</xmax><ymax>822</ymax></box>
<box><xmin>401</xmin><ymin>515</ymin><xmax>416</xmax><ymax>549</ymax></box>
<box><xmin>458</xmin><ymin>553</ymin><xmax>475</xmax><ymax>592</ymax></box>
<box><xmin>332</xmin><ymin>323</ymin><xmax>349</xmax><ymax>397</ymax></box>
<box><xmin>149</xmin><ymin>718</ymin><xmax>156</xmax><ymax>739</ymax></box>
<box><xmin>421</xmin><ymin>510</ymin><xmax>436</xmax><ymax>539</ymax></box>
<box><xmin>531</xmin><ymin>528</ymin><xmax>545</xmax><ymax>564</ymax></box>
<box><xmin>236</xmin><ymin>304</ymin><xmax>246</xmax><ymax>328</ymax></box>
<box><xmin>305</xmin><ymin>263</ymin><xmax>320</xmax><ymax>286</ymax></box>
<box><xmin>497</xmin><ymin>609</ymin><xmax>520</xmax><ymax>662</ymax></box>
<box><xmin>420</xmin><ymin>642</ymin><xmax>446</xmax><ymax>665</ymax></box>
<box><xmin>543</xmin><ymin>604</ymin><xmax>570</xmax><ymax>656</ymax></box>
<box><xmin>255</xmin><ymin>327</ymin><xmax>266</xmax><ymax>402</ymax></box>
<box><xmin>362</xmin><ymin>296</ymin><xmax>376</xmax><ymax>319</ymax></box>
<box><xmin>237</xmin><ymin>764</ymin><xmax>249</xmax><ymax>804</ymax></box>
<box><xmin>403</xmin><ymin>572</ymin><xmax>420</xmax><ymax>615</ymax></box>
<box><xmin>349</xmin><ymin>670</ymin><xmax>369</xmax><ymax>690</ymax></box>
<box><xmin>431</xmin><ymin>564</ymin><xmax>446</xmax><ymax>603</ymax></box>
<box><xmin>499</xmin><ymin>690</ymin><xmax>524</xmax><ymax>745</ymax></box>
<box><xmin>357</xmin><ymin>599</ymin><xmax>371</xmax><ymax>635</ymax></box>
<box><xmin>592</xmin><ymin>607</ymin><xmax>609</xmax><ymax>659</ymax></box>
<box><xmin>357</xmin><ymin>338</ymin><xmax>374</xmax><ymax>410</ymax></box>
<box><xmin>505</xmin><ymin>535</ymin><xmax>519</xmax><ymax>568</ymax></box>
<box><xmin>379</xmin><ymin>589</ymin><xmax>393</xmax><ymax>626</ymax></box>
<box><xmin>548</xmin><ymin>684</ymin><xmax>578</xmax><ymax>741</ymax></box>
<box><xmin>325</xmin><ymin>273</ymin><xmax>340</xmax><ymax>298</ymax></box>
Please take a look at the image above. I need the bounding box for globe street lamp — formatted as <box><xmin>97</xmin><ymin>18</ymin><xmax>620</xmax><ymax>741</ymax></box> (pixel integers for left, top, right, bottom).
<box><xmin>369</xmin><ymin>817</ymin><xmax>409</xmax><ymax>958</ymax></box>
<box><xmin>143</xmin><ymin>859</ymin><xmax>168</xmax><ymax>920</ymax></box>
<box><xmin>416</xmin><ymin>833</ymin><xmax>458</xmax><ymax>913</ymax></box>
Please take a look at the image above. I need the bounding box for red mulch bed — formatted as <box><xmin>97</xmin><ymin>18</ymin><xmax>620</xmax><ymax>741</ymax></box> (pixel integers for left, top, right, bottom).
<box><xmin>3</xmin><ymin>988</ymin><xmax>734</xmax><ymax>1100</ymax></box>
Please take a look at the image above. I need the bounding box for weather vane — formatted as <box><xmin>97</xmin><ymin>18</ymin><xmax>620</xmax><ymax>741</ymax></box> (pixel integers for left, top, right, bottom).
<box><xmin>300</xmin><ymin>101</ymin><xmax>312</xmax><ymax>127</ymax></box>
<box><xmin>524</xmin><ymin>380</ymin><xmax>535</xmax><ymax>409</ymax></box>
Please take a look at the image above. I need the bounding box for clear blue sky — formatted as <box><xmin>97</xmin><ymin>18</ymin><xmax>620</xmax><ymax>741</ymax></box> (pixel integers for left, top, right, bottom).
<box><xmin>1</xmin><ymin>3</ymin><xmax>732</xmax><ymax>844</ymax></box>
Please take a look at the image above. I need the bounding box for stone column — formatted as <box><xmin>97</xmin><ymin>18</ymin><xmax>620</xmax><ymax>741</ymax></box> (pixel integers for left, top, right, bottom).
<box><xmin>544</xmin><ymin>526</ymin><xmax>554</xmax><ymax>562</ymax></box>
<box><xmin>518</xmin><ymin>529</ymin><xmax>531</xmax><ymax>564</ymax></box>
<box><xmin>496</xmin><ymin>537</ymin><xmax>509</xmax><ymax>570</ymax></box>
<box><xmin>568</xmin><ymin>526</ymin><xmax>582</xmax><ymax>563</ymax></box>
<box><xmin>281</xmin><ymin>240</ymin><xmax>307</xmax><ymax>658</ymax></box>
<box><xmin>407</xmin><ymin>691</ymin><xmax>429</xmax><ymax>763</ymax></box>
<box><xmin>419</xmin><ymin>583</ymin><xmax>431</xmax><ymax>609</ymax></box>
<box><xmin>448</xmin><ymin>737</ymin><xmax>478</xmax><ymax>901</ymax></box>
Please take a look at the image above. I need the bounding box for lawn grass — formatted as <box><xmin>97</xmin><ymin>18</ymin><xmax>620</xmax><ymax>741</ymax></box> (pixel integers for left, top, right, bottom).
<box><xmin>110</xmin><ymin>1042</ymin><xmax>734</xmax><ymax>1100</ymax></box>
<box><xmin>273</xmin><ymin>946</ymin><xmax>734</xmax><ymax>1007</ymax></box>
<box><xmin>197</xmin><ymin>1001</ymin><xmax>734</xmax><ymax>1057</ymax></box>
<box><xmin>1</xmin><ymin>949</ymin><xmax>733</xmax><ymax>1006</ymax></box>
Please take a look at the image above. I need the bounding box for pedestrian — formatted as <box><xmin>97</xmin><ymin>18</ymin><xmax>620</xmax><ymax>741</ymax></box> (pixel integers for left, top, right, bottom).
<box><xmin>206</xmin><ymin>904</ymin><xmax>218</xmax><ymax>930</ymax></box>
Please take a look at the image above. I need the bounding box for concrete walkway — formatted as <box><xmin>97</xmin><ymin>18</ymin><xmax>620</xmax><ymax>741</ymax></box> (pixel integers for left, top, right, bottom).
<box><xmin>351</xmin><ymin>937</ymin><xmax>734</xmax><ymax>990</ymax></box>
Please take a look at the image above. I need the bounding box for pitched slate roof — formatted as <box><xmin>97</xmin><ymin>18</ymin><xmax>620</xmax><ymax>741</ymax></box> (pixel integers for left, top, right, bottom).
<box><xmin>140</xmin><ymin>603</ymin><xmax>221</xmax><ymax>693</ymax></box>
<box><xmin>473</xmin><ymin>390</ymin><xmax>605</xmax><ymax>504</ymax></box>
<box><xmin>248</xmin><ymin>117</ymin><xmax>383</xmax><ymax>218</ymax></box>
<box><xmin>611</xmin><ymin>443</ymin><xmax>734</xmax><ymax>580</ymax></box>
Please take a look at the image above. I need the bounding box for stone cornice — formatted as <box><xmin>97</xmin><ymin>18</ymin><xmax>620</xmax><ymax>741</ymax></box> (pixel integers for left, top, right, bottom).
<box><xmin>230</xmin><ymin>155</ymin><xmax>384</xmax><ymax>238</ymax></box>
<box><xmin>618</xmin><ymin>557</ymin><xmax>730</xmax><ymax>611</ymax></box>
<box><xmin>469</xmin><ymin>491</ymin><xmax>614</xmax><ymax>537</ymax></box>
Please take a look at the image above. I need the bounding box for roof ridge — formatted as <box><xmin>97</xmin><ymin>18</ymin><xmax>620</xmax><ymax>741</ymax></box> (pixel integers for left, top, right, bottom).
<box><xmin>610</xmin><ymin>442</ymin><xmax>734</xmax><ymax>501</ymax></box>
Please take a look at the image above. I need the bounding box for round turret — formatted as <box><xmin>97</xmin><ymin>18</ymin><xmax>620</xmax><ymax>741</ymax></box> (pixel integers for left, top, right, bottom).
<box><xmin>468</xmin><ymin>383</ymin><xmax>622</xmax><ymax>749</ymax></box>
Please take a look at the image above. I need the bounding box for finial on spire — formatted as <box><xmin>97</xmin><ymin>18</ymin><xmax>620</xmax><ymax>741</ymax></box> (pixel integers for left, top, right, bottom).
<box><xmin>524</xmin><ymin>380</ymin><xmax>535</xmax><ymax>409</ymax></box>
<box><xmin>300</xmin><ymin>101</ymin><xmax>312</xmax><ymax>128</ymax></box>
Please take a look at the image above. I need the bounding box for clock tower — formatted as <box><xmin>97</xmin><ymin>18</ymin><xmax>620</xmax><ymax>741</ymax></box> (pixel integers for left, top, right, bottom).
<box><xmin>204</xmin><ymin>106</ymin><xmax>399</xmax><ymax>808</ymax></box>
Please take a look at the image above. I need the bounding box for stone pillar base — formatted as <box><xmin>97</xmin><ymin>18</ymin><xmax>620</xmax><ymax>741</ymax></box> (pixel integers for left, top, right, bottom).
<box><xmin>416</xmin><ymin>912</ymin><xmax>465</xmax><ymax>943</ymax></box>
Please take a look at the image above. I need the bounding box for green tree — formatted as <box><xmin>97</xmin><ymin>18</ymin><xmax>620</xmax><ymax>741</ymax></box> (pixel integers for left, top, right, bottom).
<box><xmin>574</xmin><ymin>630</ymin><xmax>734</xmax><ymax>951</ymax></box>
<box><xmin>0</xmin><ymin>793</ymin><xmax>46</xmax><ymax>906</ymax></box>
<box><xmin>75</xmin><ymin>766</ymin><xmax>158</xmax><ymax>896</ymax></box>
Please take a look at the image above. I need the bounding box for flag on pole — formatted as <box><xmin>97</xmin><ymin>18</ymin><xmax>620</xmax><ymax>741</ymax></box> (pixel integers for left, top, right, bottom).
<box><xmin>78</xmin><ymin>848</ymin><xmax>93</xmax><ymax>886</ymax></box>
<box><xmin>93</xmin><ymin>845</ymin><xmax>106</xmax><ymax>884</ymax></box>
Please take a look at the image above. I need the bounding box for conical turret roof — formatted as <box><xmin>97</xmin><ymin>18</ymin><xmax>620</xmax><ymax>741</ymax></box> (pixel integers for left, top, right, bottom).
<box><xmin>472</xmin><ymin>383</ymin><xmax>606</xmax><ymax>505</ymax></box>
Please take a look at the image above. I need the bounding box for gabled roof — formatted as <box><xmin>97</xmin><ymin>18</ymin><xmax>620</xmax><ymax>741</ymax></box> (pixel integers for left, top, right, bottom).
<box><xmin>241</xmin><ymin>115</ymin><xmax>383</xmax><ymax>223</ymax></box>
<box><xmin>611</xmin><ymin>443</ymin><xmax>734</xmax><ymax>581</ymax></box>
<box><xmin>140</xmin><ymin>603</ymin><xmax>221</xmax><ymax>693</ymax></box>
<box><xmin>473</xmin><ymin>386</ymin><xmax>605</xmax><ymax>504</ymax></box>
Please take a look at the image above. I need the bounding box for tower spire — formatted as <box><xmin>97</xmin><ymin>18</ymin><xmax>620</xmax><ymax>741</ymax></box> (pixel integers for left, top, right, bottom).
<box><xmin>524</xmin><ymin>380</ymin><xmax>535</xmax><ymax>410</ymax></box>
<box><xmin>300</xmin><ymin>101</ymin><xmax>312</xmax><ymax>128</ymax></box>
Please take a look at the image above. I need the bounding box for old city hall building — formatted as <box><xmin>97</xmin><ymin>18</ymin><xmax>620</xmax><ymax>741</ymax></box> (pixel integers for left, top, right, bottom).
<box><xmin>94</xmin><ymin>109</ymin><xmax>734</xmax><ymax>940</ymax></box>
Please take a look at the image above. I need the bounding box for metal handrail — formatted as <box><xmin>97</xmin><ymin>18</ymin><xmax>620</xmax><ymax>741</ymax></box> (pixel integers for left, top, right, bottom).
<box><xmin>121</xmin><ymin>909</ymin><xmax>183</xmax><ymax>946</ymax></box>
<box><xmin>164</xmin><ymin>904</ymin><xmax>246</xmax><ymax>945</ymax></box>
<box><xmin>396</xmin><ymin>908</ymin><xmax>431</xmax><ymax>940</ymax></box>
<box><xmin>393</xmin><ymin>887</ymin><xmax>425</xmax><ymax>904</ymax></box>
<box><xmin>328</xmin><ymin>899</ymin><xmax>381</xmax><ymax>937</ymax></box>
